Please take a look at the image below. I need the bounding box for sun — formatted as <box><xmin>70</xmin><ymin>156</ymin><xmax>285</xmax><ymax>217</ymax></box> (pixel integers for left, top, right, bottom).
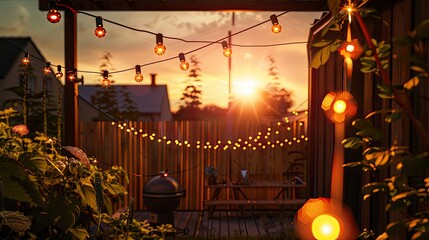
<box><xmin>234</xmin><ymin>78</ymin><xmax>258</xmax><ymax>97</ymax></box>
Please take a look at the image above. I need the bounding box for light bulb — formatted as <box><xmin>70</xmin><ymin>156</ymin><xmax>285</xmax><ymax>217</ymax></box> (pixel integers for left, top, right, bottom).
<box><xmin>101</xmin><ymin>70</ymin><xmax>110</xmax><ymax>87</ymax></box>
<box><xmin>222</xmin><ymin>41</ymin><xmax>232</xmax><ymax>57</ymax></box>
<box><xmin>44</xmin><ymin>62</ymin><xmax>51</xmax><ymax>75</ymax></box>
<box><xmin>333</xmin><ymin>100</ymin><xmax>347</xmax><ymax>114</ymax></box>
<box><xmin>346</xmin><ymin>44</ymin><xmax>355</xmax><ymax>52</ymax></box>
<box><xmin>311</xmin><ymin>214</ymin><xmax>341</xmax><ymax>240</ymax></box>
<box><xmin>270</xmin><ymin>14</ymin><xmax>282</xmax><ymax>34</ymax></box>
<box><xmin>154</xmin><ymin>33</ymin><xmax>166</xmax><ymax>55</ymax></box>
<box><xmin>22</xmin><ymin>52</ymin><xmax>29</xmax><ymax>65</ymax></box>
<box><xmin>47</xmin><ymin>1</ymin><xmax>61</xmax><ymax>23</ymax></box>
<box><xmin>67</xmin><ymin>69</ymin><xmax>77</xmax><ymax>81</ymax></box>
<box><xmin>94</xmin><ymin>17</ymin><xmax>106</xmax><ymax>38</ymax></box>
<box><xmin>102</xmin><ymin>78</ymin><xmax>111</xmax><ymax>88</ymax></box>
<box><xmin>134</xmin><ymin>65</ymin><xmax>143</xmax><ymax>82</ymax></box>
<box><xmin>55</xmin><ymin>65</ymin><xmax>63</xmax><ymax>79</ymax></box>
<box><xmin>179</xmin><ymin>53</ymin><xmax>189</xmax><ymax>71</ymax></box>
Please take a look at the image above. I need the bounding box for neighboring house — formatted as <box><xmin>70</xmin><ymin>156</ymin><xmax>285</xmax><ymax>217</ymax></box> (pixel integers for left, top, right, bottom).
<box><xmin>78</xmin><ymin>76</ymin><xmax>173</xmax><ymax>122</ymax></box>
<box><xmin>0</xmin><ymin>37</ymin><xmax>63</xmax><ymax>110</ymax></box>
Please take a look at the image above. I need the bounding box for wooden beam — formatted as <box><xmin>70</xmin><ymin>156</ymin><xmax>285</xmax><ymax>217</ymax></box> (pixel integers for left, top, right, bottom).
<box><xmin>39</xmin><ymin>0</ymin><xmax>327</xmax><ymax>11</ymax></box>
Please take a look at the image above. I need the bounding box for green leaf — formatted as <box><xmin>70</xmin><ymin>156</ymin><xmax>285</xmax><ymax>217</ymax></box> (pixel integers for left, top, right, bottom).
<box><xmin>19</xmin><ymin>151</ymin><xmax>47</xmax><ymax>176</ymax></box>
<box><xmin>67</xmin><ymin>226</ymin><xmax>90</xmax><ymax>240</ymax></box>
<box><xmin>312</xmin><ymin>40</ymin><xmax>333</xmax><ymax>48</ymax></box>
<box><xmin>353</xmin><ymin>119</ymin><xmax>373</xmax><ymax>130</ymax></box>
<box><xmin>362</xmin><ymin>182</ymin><xmax>388</xmax><ymax>198</ymax></box>
<box><xmin>343</xmin><ymin>162</ymin><xmax>362</xmax><ymax>168</ymax></box>
<box><xmin>45</xmin><ymin>195</ymin><xmax>81</xmax><ymax>231</ymax></box>
<box><xmin>385</xmin><ymin>111</ymin><xmax>403</xmax><ymax>123</ymax></box>
<box><xmin>0</xmin><ymin>160</ymin><xmax>44</xmax><ymax>205</ymax></box>
<box><xmin>76</xmin><ymin>178</ymin><xmax>98</xmax><ymax>211</ymax></box>
<box><xmin>356</xmin><ymin>128</ymin><xmax>382</xmax><ymax>141</ymax></box>
<box><xmin>342</xmin><ymin>137</ymin><xmax>364</xmax><ymax>149</ymax></box>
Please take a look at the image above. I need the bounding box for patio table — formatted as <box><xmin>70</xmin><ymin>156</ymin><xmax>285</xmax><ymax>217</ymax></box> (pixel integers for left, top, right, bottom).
<box><xmin>204</xmin><ymin>180</ymin><xmax>306</xmax><ymax>218</ymax></box>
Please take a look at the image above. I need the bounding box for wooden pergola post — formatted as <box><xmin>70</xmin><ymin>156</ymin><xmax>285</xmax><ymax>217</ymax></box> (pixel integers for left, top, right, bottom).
<box><xmin>63</xmin><ymin>8</ymin><xmax>79</xmax><ymax>147</ymax></box>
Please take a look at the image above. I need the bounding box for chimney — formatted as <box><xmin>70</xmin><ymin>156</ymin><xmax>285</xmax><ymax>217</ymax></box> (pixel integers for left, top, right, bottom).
<box><xmin>150</xmin><ymin>73</ymin><xmax>157</xmax><ymax>86</ymax></box>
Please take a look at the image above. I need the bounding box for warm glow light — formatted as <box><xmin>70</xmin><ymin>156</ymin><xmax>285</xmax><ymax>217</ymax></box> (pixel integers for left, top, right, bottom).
<box><xmin>134</xmin><ymin>65</ymin><xmax>143</xmax><ymax>82</ymax></box>
<box><xmin>47</xmin><ymin>1</ymin><xmax>61</xmax><ymax>23</ymax></box>
<box><xmin>55</xmin><ymin>65</ymin><xmax>63</xmax><ymax>80</ymax></box>
<box><xmin>222</xmin><ymin>41</ymin><xmax>232</xmax><ymax>57</ymax></box>
<box><xmin>43</xmin><ymin>62</ymin><xmax>51</xmax><ymax>75</ymax></box>
<box><xmin>179</xmin><ymin>53</ymin><xmax>189</xmax><ymax>71</ymax></box>
<box><xmin>101</xmin><ymin>70</ymin><xmax>110</xmax><ymax>87</ymax></box>
<box><xmin>333</xmin><ymin>100</ymin><xmax>347</xmax><ymax>114</ymax></box>
<box><xmin>311</xmin><ymin>214</ymin><xmax>341</xmax><ymax>240</ymax></box>
<box><xmin>22</xmin><ymin>52</ymin><xmax>30</xmax><ymax>65</ymax></box>
<box><xmin>270</xmin><ymin>14</ymin><xmax>282</xmax><ymax>34</ymax></box>
<box><xmin>95</xmin><ymin>17</ymin><xmax>106</xmax><ymax>38</ymax></box>
<box><xmin>235</xmin><ymin>78</ymin><xmax>258</xmax><ymax>96</ymax></box>
<box><xmin>345</xmin><ymin>44</ymin><xmax>354</xmax><ymax>52</ymax></box>
<box><xmin>154</xmin><ymin>34</ymin><xmax>166</xmax><ymax>55</ymax></box>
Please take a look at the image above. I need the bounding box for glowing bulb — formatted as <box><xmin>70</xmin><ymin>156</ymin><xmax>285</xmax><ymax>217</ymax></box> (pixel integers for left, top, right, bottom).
<box><xmin>22</xmin><ymin>52</ymin><xmax>29</xmax><ymax>65</ymax></box>
<box><xmin>94</xmin><ymin>17</ymin><xmax>106</xmax><ymax>38</ymax></box>
<box><xmin>66</xmin><ymin>68</ymin><xmax>77</xmax><ymax>81</ymax></box>
<box><xmin>270</xmin><ymin>14</ymin><xmax>282</xmax><ymax>34</ymax></box>
<box><xmin>134</xmin><ymin>65</ymin><xmax>143</xmax><ymax>82</ymax></box>
<box><xmin>222</xmin><ymin>41</ymin><xmax>232</xmax><ymax>57</ymax></box>
<box><xmin>179</xmin><ymin>53</ymin><xmax>189</xmax><ymax>71</ymax></box>
<box><xmin>101</xmin><ymin>70</ymin><xmax>110</xmax><ymax>87</ymax></box>
<box><xmin>44</xmin><ymin>62</ymin><xmax>51</xmax><ymax>75</ymax></box>
<box><xmin>333</xmin><ymin>100</ymin><xmax>347</xmax><ymax>114</ymax></box>
<box><xmin>154</xmin><ymin>33</ymin><xmax>166</xmax><ymax>55</ymax></box>
<box><xmin>55</xmin><ymin>65</ymin><xmax>63</xmax><ymax>80</ymax></box>
<box><xmin>346</xmin><ymin>44</ymin><xmax>355</xmax><ymax>52</ymax></box>
<box><xmin>311</xmin><ymin>214</ymin><xmax>341</xmax><ymax>240</ymax></box>
<box><xmin>47</xmin><ymin>1</ymin><xmax>61</xmax><ymax>23</ymax></box>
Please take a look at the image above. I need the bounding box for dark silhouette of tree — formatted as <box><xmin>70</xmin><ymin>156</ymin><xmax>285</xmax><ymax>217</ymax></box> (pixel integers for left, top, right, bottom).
<box><xmin>91</xmin><ymin>52</ymin><xmax>120</xmax><ymax>120</ymax></box>
<box><xmin>176</xmin><ymin>55</ymin><xmax>203</xmax><ymax>120</ymax></box>
<box><xmin>263</xmin><ymin>55</ymin><xmax>294</xmax><ymax>116</ymax></box>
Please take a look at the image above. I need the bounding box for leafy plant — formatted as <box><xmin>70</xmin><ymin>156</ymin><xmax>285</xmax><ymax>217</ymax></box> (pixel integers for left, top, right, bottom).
<box><xmin>204</xmin><ymin>166</ymin><xmax>218</xmax><ymax>177</ymax></box>
<box><xmin>314</xmin><ymin>1</ymin><xmax>429</xmax><ymax>239</ymax></box>
<box><xmin>0</xmin><ymin>107</ymin><xmax>167</xmax><ymax>239</ymax></box>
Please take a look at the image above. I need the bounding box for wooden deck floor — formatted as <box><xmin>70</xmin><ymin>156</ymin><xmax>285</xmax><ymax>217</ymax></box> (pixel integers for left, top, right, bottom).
<box><xmin>135</xmin><ymin>209</ymin><xmax>298</xmax><ymax>239</ymax></box>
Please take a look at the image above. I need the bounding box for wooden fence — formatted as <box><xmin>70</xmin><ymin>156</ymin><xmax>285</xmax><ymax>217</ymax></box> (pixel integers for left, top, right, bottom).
<box><xmin>79</xmin><ymin>117</ymin><xmax>307</xmax><ymax>211</ymax></box>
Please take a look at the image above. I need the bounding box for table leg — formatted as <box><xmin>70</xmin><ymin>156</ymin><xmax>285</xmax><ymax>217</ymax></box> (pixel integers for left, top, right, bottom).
<box><xmin>208</xmin><ymin>188</ymin><xmax>222</xmax><ymax>218</ymax></box>
<box><xmin>233</xmin><ymin>188</ymin><xmax>246</xmax><ymax>217</ymax></box>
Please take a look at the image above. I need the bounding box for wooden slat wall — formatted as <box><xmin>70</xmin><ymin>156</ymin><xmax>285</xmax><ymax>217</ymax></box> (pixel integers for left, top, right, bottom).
<box><xmin>79</xmin><ymin>118</ymin><xmax>307</xmax><ymax>211</ymax></box>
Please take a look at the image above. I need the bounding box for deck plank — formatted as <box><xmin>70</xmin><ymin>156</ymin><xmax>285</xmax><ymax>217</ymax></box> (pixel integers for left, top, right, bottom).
<box><xmin>135</xmin><ymin>210</ymin><xmax>298</xmax><ymax>239</ymax></box>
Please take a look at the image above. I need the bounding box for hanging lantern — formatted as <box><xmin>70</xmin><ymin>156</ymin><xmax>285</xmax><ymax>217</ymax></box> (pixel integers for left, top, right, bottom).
<box><xmin>47</xmin><ymin>1</ymin><xmax>61</xmax><ymax>23</ymax></box>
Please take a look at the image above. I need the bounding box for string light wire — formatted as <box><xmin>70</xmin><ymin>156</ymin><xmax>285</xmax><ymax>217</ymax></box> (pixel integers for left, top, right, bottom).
<box><xmin>2</xmin><ymin>7</ymin><xmax>307</xmax><ymax>76</ymax></box>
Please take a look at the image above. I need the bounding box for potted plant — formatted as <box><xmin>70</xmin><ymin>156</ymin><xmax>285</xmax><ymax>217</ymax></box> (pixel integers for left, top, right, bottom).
<box><xmin>204</xmin><ymin>166</ymin><xmax>218</xmax><ymax>185</ymax></box>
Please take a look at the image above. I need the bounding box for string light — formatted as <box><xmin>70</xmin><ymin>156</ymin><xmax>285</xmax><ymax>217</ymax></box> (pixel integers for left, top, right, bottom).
<box><xmin>134</xmin><ymin>65</ymin><xmax>143</xmax><ymax>82</ymax></box>
<box><xmin>101</xmin><ymin>70</ymin><xmax>110</xmax><ymax>87</ymax></box>
<box><xmin>221</xmin><ymin>41</ymin><xmax>232</xmax><ymax>57</ymax></box>
<box><xmin>178</xmin><ymin>53</ymin><xmax>189</xmax><ymax>71</ymax></box>
<box><xmin>154</xmin><ymin>33</ymin><xmax>166</xmax><ymax>55</ymax></box>
<box><xmin>22</xmin><ymin>52</ymin><xmax>30</xmax><ymax>65</ymax></box>
<box><xmin>44</xmin><ymin>62</ymin><xmax>51</xmax><ymax>75</ymax></box>
<box><xmin>270</xmin><ymin>14</ymin><xmax>282</xmax><ymax>34</ymax></box>
<box><xmin>47</xmin><ymin>1</ymin><xmax>61</xmax><ymax>23</ymax></box>
<box><xmin>66</xmin><ymin>68</ymin><xmax>77</xmax><ymax>81</ymax></box>
<box><xmin>95</xmin><ymin>16</ymin><xmax>106</xmax><ymax>38</ymax></box>
<box><xmin>112</xmin><ymin>120</ymin><xmax>307</xmax><ymax>151</ymax></box>
<box><xmin>55</xmin><ymin>65</ymin><xmax>63</xmax><ymax>79</ymax></box>
<box><xmin>3</xmin><ymin>12</ymin><xmax>306</xmax><ymax>83</ymax></box>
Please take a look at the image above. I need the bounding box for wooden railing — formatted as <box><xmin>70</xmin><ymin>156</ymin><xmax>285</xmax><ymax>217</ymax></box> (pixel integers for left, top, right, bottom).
<box><xmin>79</xmin><ymin>117</ymin><xmax>307</xmax><ymax>211</ymax></box>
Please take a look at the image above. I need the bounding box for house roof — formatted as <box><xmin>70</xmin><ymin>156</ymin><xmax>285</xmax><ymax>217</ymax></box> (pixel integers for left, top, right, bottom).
<box><xmin>0</xmin><ymin>37</ymin><xmax>32</xmax><ymax>79</ymax></box>
<box><xmin>78</xmin><ymin>84</ymin><xmax>171</xmax><ymax>114</ymax></box>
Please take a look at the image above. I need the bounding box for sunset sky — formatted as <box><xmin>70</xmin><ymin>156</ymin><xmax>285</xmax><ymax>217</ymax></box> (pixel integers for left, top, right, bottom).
<box><xmin>0</xmin><ymin>0</ymin><xmax>322</xmax><ymax>112</ymax></box>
